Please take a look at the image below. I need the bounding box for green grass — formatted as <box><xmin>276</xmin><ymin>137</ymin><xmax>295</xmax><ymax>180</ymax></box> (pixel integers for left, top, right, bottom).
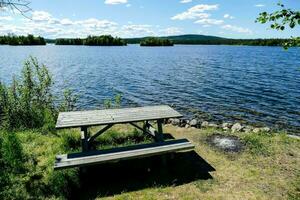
<box><xmin>0</xmin><ymin>125</ymin><xmax>299</xmax><ymax>199</ymax></box>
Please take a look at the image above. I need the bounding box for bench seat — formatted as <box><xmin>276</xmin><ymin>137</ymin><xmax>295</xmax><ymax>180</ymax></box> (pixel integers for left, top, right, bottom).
<box><xmin>54</xmin><ymin>139</ymin><xmax>194</xmax><ymax>170</ymax></box>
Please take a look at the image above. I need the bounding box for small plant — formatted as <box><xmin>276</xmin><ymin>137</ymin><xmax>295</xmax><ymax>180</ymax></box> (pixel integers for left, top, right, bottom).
<box><xmin>104</xmin><ymin>93</ymin><xmax>122</xmax><ymax>109</ymax></box>
<box><xmin>243</xmin><ymin>133</ymin><xmax>272</xmax><ymax>156</ymax></box>
<box><xmin>59</xmin><ymin>89</ymin><xmax>78</xmax><ymax>112</ymax></box>
<box><xmin>0</xmin><ymin>56</ymin><xmax>78</xmax><ymax>130</ymax></box>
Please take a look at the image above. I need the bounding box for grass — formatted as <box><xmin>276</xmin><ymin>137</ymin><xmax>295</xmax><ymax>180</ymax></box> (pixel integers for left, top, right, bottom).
<box><xmin>0</xmin><ymin>125</ymin><xmax>299</xmax><ymax>199</ymax></box>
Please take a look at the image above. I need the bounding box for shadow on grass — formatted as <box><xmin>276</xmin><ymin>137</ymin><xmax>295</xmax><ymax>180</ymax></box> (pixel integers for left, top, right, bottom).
<box><xmin>71</xmin><ymin>150</ymin><xmax>215</xmax><ymax>199</ymax></box>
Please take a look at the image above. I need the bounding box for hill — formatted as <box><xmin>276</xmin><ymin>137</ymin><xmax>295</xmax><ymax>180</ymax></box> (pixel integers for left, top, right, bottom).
<box><xmin>125</xmin><ymin>34</ymin><xmax>289</xmax><ymax>46</ymax></box>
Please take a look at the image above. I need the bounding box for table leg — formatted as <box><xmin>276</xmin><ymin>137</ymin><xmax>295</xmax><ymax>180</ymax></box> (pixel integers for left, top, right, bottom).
<box><xmin>156</xmin><ymin>119</ymin><xmax>164</xmax><ymax>142</ymax></box>
<box><xmin>81</xmin><ymin>126</ymin><xmax>89</xmax><ymax>152</ymax></box>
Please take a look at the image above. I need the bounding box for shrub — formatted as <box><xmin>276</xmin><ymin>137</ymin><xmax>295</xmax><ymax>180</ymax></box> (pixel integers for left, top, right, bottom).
<box><xmin>1</xmin><ymin>131</ymin><xmax>25</xmax><ymax>173</ymax></box>
<box><xmin>0</xmin><ymin>57</ymin><xmax>77</xmax><ymax>130</ymax></box>
<box><xmin>243</xmin><ymin>133</ymin><xmax>273</xmax><ymax>156</ymax></box>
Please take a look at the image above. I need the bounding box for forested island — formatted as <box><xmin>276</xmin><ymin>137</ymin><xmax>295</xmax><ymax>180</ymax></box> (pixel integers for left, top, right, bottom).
<box><xmin>55</xmin><ymin>35</ymin><xmax>126</xmax><ymax>46</ymax></box>
<box><xmin>0</xmin><ymin>35</ymin><xmax>46</xmax><ymax>45</ymax></box>
<box><xmin>140</xmin><ymin>37</ymin><xmax>174</xmax><ymax>46</ymax></box>
<box><xmin>0</xmin><ymin>34</ymin><xmax>296</xmax><ymax>47</ymax></box>
<box><xmin>126</xmin><ymin>34</ymin><xmax>293</xmax><ymax>46</ymax></box>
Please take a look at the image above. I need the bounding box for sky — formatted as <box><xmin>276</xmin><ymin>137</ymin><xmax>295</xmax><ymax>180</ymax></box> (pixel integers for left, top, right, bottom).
<box><xmin>0</xmin><ymin>0</ymin><xmax>299</xmax><ymax>39</ymax></box>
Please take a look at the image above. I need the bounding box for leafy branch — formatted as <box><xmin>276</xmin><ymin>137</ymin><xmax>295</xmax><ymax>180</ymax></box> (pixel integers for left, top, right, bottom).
<box><xmin>256</xmin><ymin>2</ymin><xmax>300</xmax><ymax>49</ymax></box>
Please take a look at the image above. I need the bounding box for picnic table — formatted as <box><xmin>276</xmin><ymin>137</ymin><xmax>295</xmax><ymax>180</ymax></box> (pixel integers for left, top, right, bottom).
<box><xmin>54</xmin><ymin>105</ymin><xmax>194</xmax><ymax>170</ymax></box>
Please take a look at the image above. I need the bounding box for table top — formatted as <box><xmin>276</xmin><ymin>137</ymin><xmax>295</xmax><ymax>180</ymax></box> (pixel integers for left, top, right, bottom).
<box><xmin>56</xmin><ymin>105</ymin><xmax>183</xmax><ymax>129</ymax></box>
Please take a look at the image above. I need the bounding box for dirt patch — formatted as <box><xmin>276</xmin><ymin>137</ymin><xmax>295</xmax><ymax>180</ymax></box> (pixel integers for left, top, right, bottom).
<box><xmin>206</xmin><ymin>133</ymin><xmax>244</xmax><ymax>152</ymax></box>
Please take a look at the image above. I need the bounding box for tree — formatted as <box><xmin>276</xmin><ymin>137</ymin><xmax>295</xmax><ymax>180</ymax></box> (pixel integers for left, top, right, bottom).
<box><xmin>0</xmin><ymin>0</ymin><xmax>31</xmax><ymax>18</ymax></box>
<box><xmin>256</xmin><ymin>2</ymin><xmax>300</xmax><ymax>49</ymax></box>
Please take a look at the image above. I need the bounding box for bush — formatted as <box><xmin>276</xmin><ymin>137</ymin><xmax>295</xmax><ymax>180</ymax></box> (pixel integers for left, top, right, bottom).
<box><xmin>243</xmin><ymin>133</ymin><xmax>273</xmax><ymax>156</ymax></box>
<box><xmin>0</xmin><ymin>56</ymin><xmax>77</xmax><ymax>130</ymax></box>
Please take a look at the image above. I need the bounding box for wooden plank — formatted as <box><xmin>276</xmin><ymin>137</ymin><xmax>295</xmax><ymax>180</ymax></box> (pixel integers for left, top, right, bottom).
<box><xmin>56</xmin><ymin>105</ymin><xmax>182</xmax><ymax>129</ymax></box>
<box><xmin>54</xmin><ymin>139</ymin><xmax>194</xmax><ymax>169</ymax></box>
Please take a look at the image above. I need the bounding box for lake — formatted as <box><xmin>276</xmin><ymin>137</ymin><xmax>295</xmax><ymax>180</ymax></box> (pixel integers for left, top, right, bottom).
<box><xmin>0</xmin><ymin>44</ymin><xmax>299</xmax><ymax>134</ymax></box>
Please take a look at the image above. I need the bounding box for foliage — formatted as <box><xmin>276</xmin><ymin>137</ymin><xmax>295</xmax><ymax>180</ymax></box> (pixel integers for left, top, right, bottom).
<box><xmin>0</xmin><ymin>34</ymin><xmax>46</xmax><ymax>45</ymax></box>
<box><xmin>140</xmin><ymin>37</ymin><xmax>174</xmax><ymax>46</ymax></box>
<box><xmin>59</xmin><ymin>89</ymin><xmax>78</xmax><ymax>112</ymax></box>
<box><xmin>126</xmin><ymin>34</ymin><xmax>293</xmax><ymax>46</ymax></box>
<box><xmin>242</xmin><ymin>132</ymin><xmax>274</xmax><ymax>156</ymax></box>
<box><xmin>0</xmin><ymin>56</ymin><xmax>77</xmax><ymax>130</ymax></box>
<box><xmin>256</xmin><ymin>3</ymin><xmax>300</xmax><ymax>49</ymax></box>
<box><xmin>55</xmin><ymin>35</ymin><xmax>127</xmax><ymax>46</ymax></box>
<box><xmin>55</xmin><ymin>38</ymin><xmax>83</xmax><ymax>45</ymax></box>
<box><xmin>104</xmin><ymin>93</ymin><xmax>122</xmax><ymax>109</ymax></box>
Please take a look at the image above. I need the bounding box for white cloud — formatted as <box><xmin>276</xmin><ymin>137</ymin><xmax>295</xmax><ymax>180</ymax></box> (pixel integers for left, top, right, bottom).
<box><xmin>224</xmin><ymin>14</ymin><xmax>234</xmax><ymax>19</ymax></box>
<box><xmin>126</xmin><ymin>4</ymin><xmax>131</xmax><ymax>7</ymax></box>
<box><xmin>104</xmin><ymin>0</ymin><xmax>127</xmax><ymax>5</ymax></box>
<box><xmin>254</xmin><ymin>4</ymin><xmax>265</xmax><ymax>7</ymax></box>
<box><xmin>221</xmin><ymin>24</ymin><xmax>252</xmax><ymax>34</ymax></box>
<box><xmin>171</xmin><ymin>4</ymin><xmax>218</xmax><ymax>20</ymax></box>
<box><xmin>180</xmin><ymin>0</ymin><xmax>192</xmax><ymax>3</ymax></box>
<box><xmin>31</xmin><ymin>11</ymin><xmax>52</xmax><ymax>22</ymax></box>
<box><xmin>0</xmin><ymin>16</ymin><xmax>13</xmax><ymax>21</ymax></box>
<box><xmin>195</xmin><ymin>18</ymin><xmax>224</xmax><ymax>25</ymax></box>
<box><xmin>60</xmin><ymin>18</ymin><xmax>74</xmax><ymax>26</ymax></box>
<box><xmin>0</xmin><ymin>10</ymin><xmax>122</xmax><ymax>38</ymax></box>
<box><xmin>160</xmin><ymin>27</ymin><xmax>182</xmax><ymax>35</ymax></box>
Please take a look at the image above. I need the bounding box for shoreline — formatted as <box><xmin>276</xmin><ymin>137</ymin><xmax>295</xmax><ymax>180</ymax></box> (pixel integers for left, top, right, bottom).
<box><xmin>165</xmin><ymin>117</ymin><xmax>300</xmax><ymax>137</ymax></box>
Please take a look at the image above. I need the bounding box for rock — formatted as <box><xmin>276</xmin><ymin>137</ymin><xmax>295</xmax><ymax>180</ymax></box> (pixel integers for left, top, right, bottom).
<box><xmin>208</xmin><ymin>123</ymin><xmax>218</xmax><ymax>128</ymax></box>
<box><xmin>261</xmin><ymin>127</ymin><xmax>271</xmax><ymax>132</ymax></box>
<box><xmin>201</xmin><ymin>121</ymin><xmax>209</xmax><ymax>128</ymax></box>
<box><xmin>170</xmin><ymin>118</ymin><xmax>180</xmax><ymax>126</ymax></box>
<box><xmin>189</xmin><ymin>119</ymin><xmax>198</xmax><ymax>127</ymax></box>
<box><xmin>252</xmin><ymin>127</ymin><xmax>271</xmax><ymax>133</ymax></box>
<box><xmin>231</xmin><ymin>123</ymin><xmax>243</xmax><ymax>132</ymax></box>
<box><xmin>243</xmin><ymin>125</ymin><xmax>253</xmax><ymax>133</ymax></box>
<box><xmin>185</xmin><ymin>124</ymin><xmax>190</xmax><ymax>128</ymax></box>
<box><xmin>222</xmin><ymin>122</ymin><xmax>232</xmax><ymax>130</ymax></box>
<box><xmin>253</xmin><ymin>128</ymin><xmax>261</xmax><ymax>133</ymax></box>
<box><xmin>179</xmin><ymin>119</ymin><xmax>187</xmax><ymax>127</ymax></box>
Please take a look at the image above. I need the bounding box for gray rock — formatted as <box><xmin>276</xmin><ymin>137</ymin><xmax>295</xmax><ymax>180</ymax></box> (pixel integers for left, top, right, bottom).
<box><xmin>231</xmin><ymin>123</ymin><xmax>243</xmax><ymax>132</ymax></box>
<box><xmin>261</xmin><ymin>127</ymin><xmax>271</xmax><ymax>132</ymax></box>
<box><xmin>243</xmin><ymin>125</ymin><xmax>254</xmax><ymax>133</ymax></box>
<box><xmin>185</xmin><ymin>124</ymin><xmax>190</xmax><ymax>128</ymax></box>
<box><xmin>170</xmin><ymin>118</ymin><xmax>180</xmax><ymax>126</ymax></box>
<box><xmin>252</xmin><ymin>127</ymin><xmax>271</xmax><ymax>133</ymax></box>
<box><xmin>253</xmin><ymin>128</ymin><xmax>261</xmax><ymax>133</ymax></box>
<box><xmin>201</xmin><ymin>121</ymin><xmax>209</xmax><ymax>128</ymax></box>
<box><xmin>189</xmin><ymin>119</ymin><xmax>198</xmax><ymax>127</ymax></box>
<box><xmin>208</xmin><ymin>123</ymin><xmax>218</xmax><ymax>128</ymax></box>
<box><xmin>222</xmin><ymin>122</ymin><xmax>232</xmax><ymax>129</ymax></box>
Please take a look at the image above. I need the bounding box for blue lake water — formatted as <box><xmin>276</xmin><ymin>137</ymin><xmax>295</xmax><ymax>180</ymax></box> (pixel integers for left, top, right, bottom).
<box><xmin>0</xmin><ymin>44</ymin><xmax>299</xmax><ymax>133</ymax></box>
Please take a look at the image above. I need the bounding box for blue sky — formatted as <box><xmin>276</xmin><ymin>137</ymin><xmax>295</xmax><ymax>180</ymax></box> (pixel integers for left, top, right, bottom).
<box><xmin>0</xmin><ymin>0</ymin><xmax>299</xmax><ymax>39</ymax></box>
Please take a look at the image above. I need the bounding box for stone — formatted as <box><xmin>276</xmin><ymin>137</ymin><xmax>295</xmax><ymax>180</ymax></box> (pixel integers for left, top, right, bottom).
<box><xmin>222</xmin><ymin>122</ymin><xmax>232</xmax><ymax>129</ymax></box>
<box><xmin>261</xmin><ymin>127</ymin><xmax>271</xmax><ymax>132</ymax></box>
<box><xmin>231</xmin><ymin>123</ymin><xmax>243</xmax><ymax>132</ymax></box>
<box><xmin>208</xmin><ymin>123</ymin><xmax>218</xmax><ymax>128</ymax></box>
<box><xmin>253</xmin><ymin>128</ymin><xmax>261</xmax><ymax>133</ymax></box>
<box><xmin>189</xmin><ymin>119</ymin><xmax>198</xmax><ymax>127</ymax></box>
<box><xmin>170</xmin><ymin>118</ymin><xmax>180</xmax><ymax>126</ymax></box>
<box><xmin>243</xmin><ymin>125</ymin><xmax>254</xmax><ymax>133</ymax></box>
<box><xmin>185</xmin><ymin>124</ymin><xmax>190</xmax><ymax>128</ymax></box>
<box><xmin>201</xmin><ymin>121</ymin><xmax>209</xmax><ymax>128</ymax></box>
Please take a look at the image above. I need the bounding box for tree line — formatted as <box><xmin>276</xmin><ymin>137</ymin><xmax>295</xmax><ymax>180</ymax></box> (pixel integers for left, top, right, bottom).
<box><xmin>55</xmin><ymin>35</ymin><xmax>127</xmax><ymax>46</ymax></box>
<box><xmin>127</xmin><ymin>37</ymin><xmax>292</xmax><ymax>47</ymax></box>
<box><xmin>0</xmin><ymin>34</ymin><xmax>46</xmax><ymax>45</ymax></box>
<box><xmin>140</xmin><ymin>37</ymin><xmax>174</xmax><ymax>46</ymax></box>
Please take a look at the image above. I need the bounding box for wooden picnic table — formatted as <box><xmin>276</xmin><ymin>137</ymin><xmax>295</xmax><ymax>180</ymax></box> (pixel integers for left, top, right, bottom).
<box><xmin>54</xmin><ymin>105</ymin><xmax>194</xmax><ymax>169</ymax></box>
